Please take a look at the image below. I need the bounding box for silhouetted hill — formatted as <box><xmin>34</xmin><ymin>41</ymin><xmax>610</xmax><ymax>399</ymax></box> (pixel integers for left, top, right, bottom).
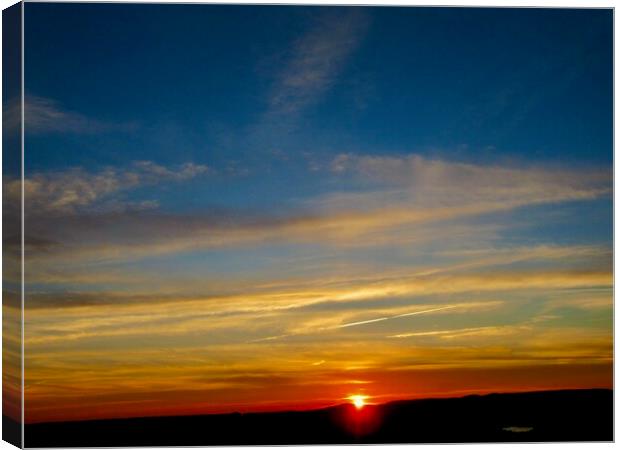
<box><xmin>19</xmin><ymin>388</ymin><xmax>612</xmax><ymax>447</ymax></box>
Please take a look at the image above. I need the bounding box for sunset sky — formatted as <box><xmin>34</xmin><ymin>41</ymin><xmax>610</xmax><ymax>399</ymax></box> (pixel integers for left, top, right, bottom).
<box><xmin>9</xmin><ymin>5</ymin><xmax>613</xmax><ymax>423</ymax></box>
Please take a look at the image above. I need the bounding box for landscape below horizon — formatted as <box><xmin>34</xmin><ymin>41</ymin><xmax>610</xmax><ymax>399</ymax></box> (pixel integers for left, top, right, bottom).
<box><xmin>13</xmin><ymin>389</ymin><xmax>614</xmax><ymax>446</ymax></box>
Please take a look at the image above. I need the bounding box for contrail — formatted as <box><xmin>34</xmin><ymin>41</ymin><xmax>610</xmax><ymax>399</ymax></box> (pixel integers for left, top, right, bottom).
<box><xmin>333</xmin><ymin>305</ymin><xmax>459</xmax><ymax>329</ymax></box>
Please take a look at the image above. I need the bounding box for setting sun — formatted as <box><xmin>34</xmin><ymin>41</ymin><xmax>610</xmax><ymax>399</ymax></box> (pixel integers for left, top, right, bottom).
<box><xmin>349</xmin><ymin>395</ymin><xmax>368</xmax><ymax>409</ymax></box>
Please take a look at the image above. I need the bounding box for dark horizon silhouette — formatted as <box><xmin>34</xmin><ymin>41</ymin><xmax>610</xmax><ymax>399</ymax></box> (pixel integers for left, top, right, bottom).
<box><xmin>12</xmin><ymin>388</ymin><xmax>613</xmax><ymax>447</ymax></box>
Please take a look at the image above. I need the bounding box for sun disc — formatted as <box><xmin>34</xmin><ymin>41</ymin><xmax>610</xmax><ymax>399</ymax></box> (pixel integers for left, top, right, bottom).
<box><xmin>349</xmin><ymin>395</ymin><xmax>367</xmax><ymax>409</ymax></box>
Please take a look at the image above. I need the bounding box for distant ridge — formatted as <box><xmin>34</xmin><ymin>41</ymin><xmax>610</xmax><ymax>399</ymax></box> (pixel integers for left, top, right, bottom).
<box><xmin>20</xmin><ymin>388</ymin><xmax>612</xmax><ymax>447</ymax></box>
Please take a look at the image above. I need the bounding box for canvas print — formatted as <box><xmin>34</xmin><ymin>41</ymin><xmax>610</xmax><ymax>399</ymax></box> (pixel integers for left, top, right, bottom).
<box><xmin>2</xmin><ymin>3</ymin><xmax>614</xmax><ymax>447</ymax></box>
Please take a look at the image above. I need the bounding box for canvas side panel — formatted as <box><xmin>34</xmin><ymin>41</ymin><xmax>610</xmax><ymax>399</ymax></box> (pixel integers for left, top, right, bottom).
<box><xmin>2</xmin><ymin>2</ymin><xmax>23</xmax><ymax>448</ymax></box>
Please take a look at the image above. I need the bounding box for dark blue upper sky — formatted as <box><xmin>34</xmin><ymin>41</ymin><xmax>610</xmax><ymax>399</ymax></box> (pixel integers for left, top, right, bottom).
<box><xmin>25</xmin><ymin>5</ymin><xmax>612</xmax><ymax>169</ymax></box>
<box><xmin>21</xmin><ymin>4</ymin><xmax>613</xmax><ymax>230</ymax></box>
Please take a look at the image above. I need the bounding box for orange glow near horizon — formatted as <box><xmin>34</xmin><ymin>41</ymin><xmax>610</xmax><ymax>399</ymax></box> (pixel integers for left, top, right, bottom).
<box><xmin>21</xmin><ymin>361</ymin><xmax>613</xmax><ymax>424</ymax></box>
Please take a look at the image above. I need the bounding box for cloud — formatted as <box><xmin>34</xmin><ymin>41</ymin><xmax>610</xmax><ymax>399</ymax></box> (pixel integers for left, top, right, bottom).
<box><xmin>24</xmin><ymin>298</ymin><xmax>497</xmax><ymax>347</ymax></box>
<box><xmin>23</xmin><ymin>266</ymin><xmax>611</xmax><ymax>312</ymax></box>
<box><xmin>5</xmin><ymin>95</ymin><xmax>135</xmax><ymax>134</ymax></box>
<box><xmin>14</xmin><ymin>154</ymin><xmax>609</xmax><ymax>269</ymax></box>
<box><xmin>326</xmin><ymin>153</ymin><xmax>611</xmax><ymax>210</ymax></box>
<box><xmin>23</xmin><ymin>299</ymin><xmax>612</xmax><ymax>422</ymax></box>
<box><xmin>389</xmin><ymin>324</ymin><xmax>536</xmax><ymax>340</ymax></box>
<box><xmin>268</xmin><ymin>10</ymin><xmax>368</xmax><ymax>116</ymax></box>
<box><xmin>5</xmin><ymin>160</ymin><xmax>209</xmax><ymax>216</ymax></box>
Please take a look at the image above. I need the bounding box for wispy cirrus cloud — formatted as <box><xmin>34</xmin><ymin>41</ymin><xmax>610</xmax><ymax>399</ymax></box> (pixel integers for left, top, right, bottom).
<box><xmin>5</xmin><ymin>160</ymin><xmax>209</xmax><ymax>216</ymax></box>
<box><xmin>5</xmin><ymin>95</ymin><xmax>136</xmax><ymax>134</ymax></box>
<box><xmin>268</xmin><ymin>10</ymin><xmax>368</xmax><ymax>116</ymax></box>
<box><xmin>326</xmin><ymin>153</ymin><xmax>611</xmax><ymax>210</ymax></box>
<box><xmin>21</xmin><ymin>265</ymin><xmax>611</xmax><ymax>311</ymax></box>
<box><xmin>10</xmin><ymin>154</ymin><xmax>611</xmax><ymax>269</ymax></box>
<box><xmin>12</xmin><ymin>154</ymin><xmax>612</xmax><ymax>419</ymax></box>
<box><xmin>22</xmin><ymin>288</ymin><xmax>612</xmax><ymax>422</ymax></box>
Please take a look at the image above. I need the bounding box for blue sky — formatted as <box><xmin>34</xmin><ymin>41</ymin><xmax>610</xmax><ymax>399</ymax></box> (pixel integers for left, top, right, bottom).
<box><xmin>23</xmin><ymin>6</ymin><xmax>612</xmax><ymax>246</ymax></box>
<box><xmin>23</xmin><ymin>6</ymin><xmax>612</xmax><ymax>212</ymax></box>
<box><xmin>14</xmin><ymin>5</ymin><xmax>613</xmax><ymax>423</ymax></box>
<box><xmin>26</xmin><ymin>6</ymin><xmax>612</xmax><ymax>163</ymax></box>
